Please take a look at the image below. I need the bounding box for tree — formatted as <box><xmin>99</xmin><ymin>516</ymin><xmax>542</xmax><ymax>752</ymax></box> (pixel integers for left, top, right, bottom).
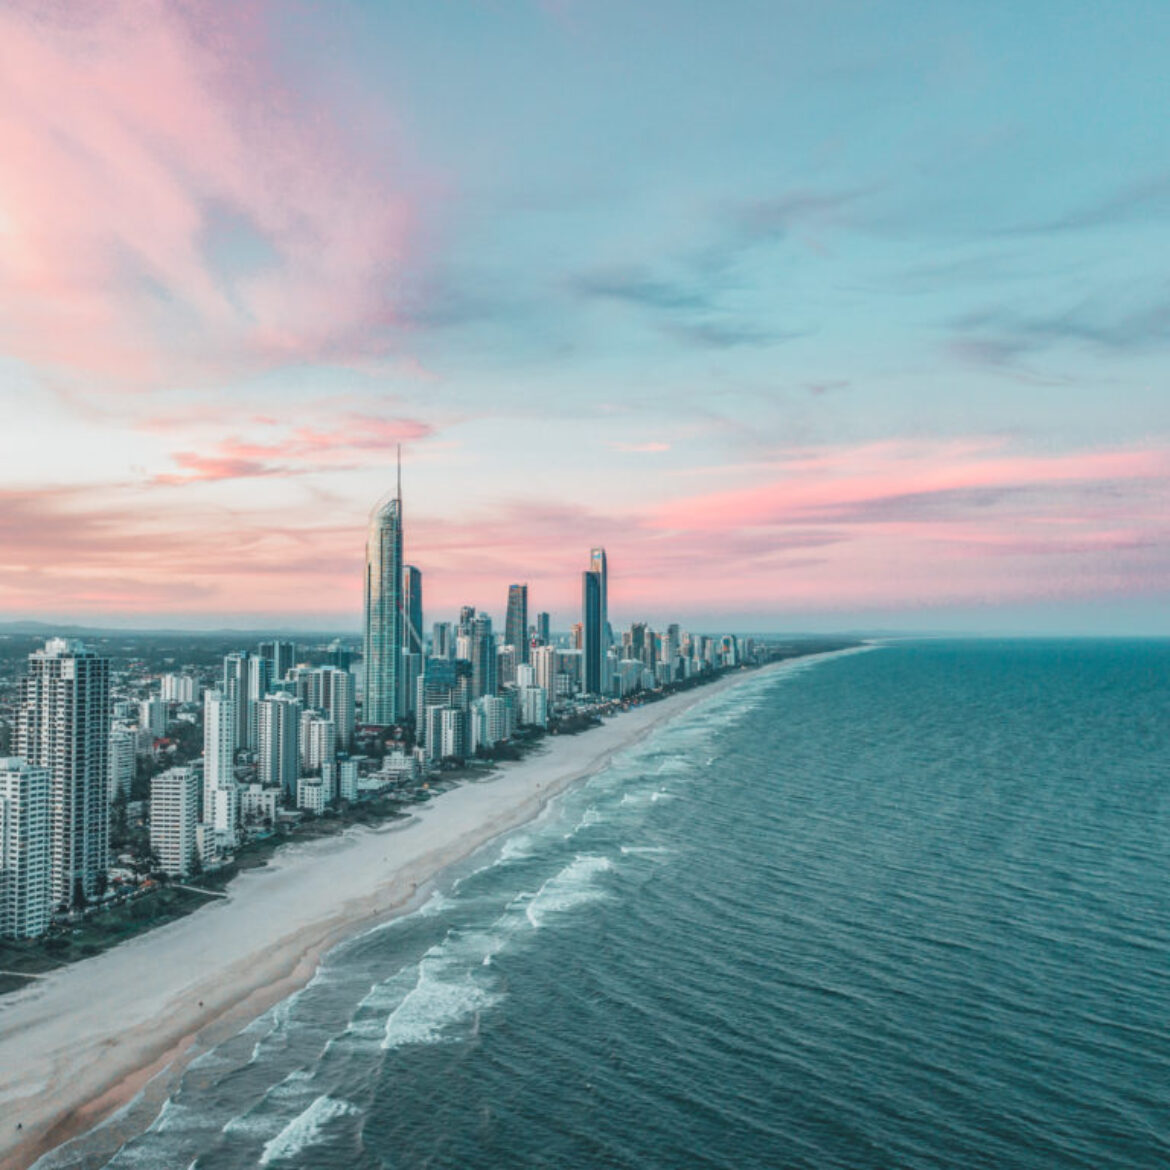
<box><xmin>189</xmin><ymin>849</ymin><xmax>203</xmax><ymax>880</ymax></box>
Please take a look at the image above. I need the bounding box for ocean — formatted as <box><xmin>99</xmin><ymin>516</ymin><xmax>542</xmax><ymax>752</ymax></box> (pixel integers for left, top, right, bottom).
<box><xmin>40</xmin><ymin>640</ymin><xmax>1170</xmax><ymax>1169</ymax></box>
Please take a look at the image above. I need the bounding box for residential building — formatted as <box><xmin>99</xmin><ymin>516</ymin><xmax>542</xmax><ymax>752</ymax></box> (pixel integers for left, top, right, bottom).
<box><xmin>202</xmin><ymin>689</ymin><xmax>237</xmax><ymax>833</ymax></box>
<box><xmin>149</xmin><ymin>767</ymin><xmax>199</xmax><ymax>877</ymax></box>
<box><xmin>160</xmin><ymin>673</ymin><xmax>198</xmax><ymax>704</ymax></box>
<box><xmin>363</xmin><ymin>476</ymin><xmax>405</xmax><ymax>727</ymax></box>
<box><xmin>505</xmin><ymin>583</ymin><xmax>529</xmax><ymax>664</ymax></box>
<box><xmin>258</xmin><ymin>694</ymin><xmax>301</xmax><ymax>797</ymax></box>
<box><xmin>0</xmin><ymin>758</ymin><xmax>52</xmax><ymax>938</ymax></box>
<box><xmin>139</xmin><ymin>697</ymin><xmax>166</xmax><ymax>738</ymax></box>
<box><xmin>108</xmin><ymin>726</ymin><xmax>136</xmax><ymax>802</ymax></box>
<box><xmin>469</xmin><ymin>613</ymin><xmax>497</xmax><ymax>699</ymax></box>
<box><xmin>17</xmin><ymin>639</ymin><xmax>110</xmax><ymax>908</ymax></box>
<box><xmin>259</xmin><ymin>640</ymin><xmax>298</xmax><ymax>681</ymax></box>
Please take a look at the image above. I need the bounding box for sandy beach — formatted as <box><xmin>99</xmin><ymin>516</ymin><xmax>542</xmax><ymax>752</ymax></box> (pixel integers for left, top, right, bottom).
<box><xmin>0</xmin><ymin>663</ymin><xmax>781</xmax><ymax>1170</ymax></box>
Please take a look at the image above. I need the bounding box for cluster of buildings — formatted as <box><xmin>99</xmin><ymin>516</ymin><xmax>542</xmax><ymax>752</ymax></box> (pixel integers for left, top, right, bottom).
<box><xmin>0</xmin><ymin>466</ymin><xmax>758</xmax><ymax>940</ymax></box>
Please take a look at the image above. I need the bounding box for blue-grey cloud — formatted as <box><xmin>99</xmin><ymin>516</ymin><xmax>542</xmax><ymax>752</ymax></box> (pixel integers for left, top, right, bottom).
<box><xmin>1003</xmin><ymin>174</ymin><xmax>1170</xmax><ymax>236</ymax></box>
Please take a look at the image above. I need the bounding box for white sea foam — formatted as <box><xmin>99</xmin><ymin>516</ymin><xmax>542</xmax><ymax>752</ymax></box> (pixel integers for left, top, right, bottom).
<box><xmin>381</xmin><ymin>960</ymin><xmax>498</xmax><ymax>1049</ymax></box>
<box><xmin>619</xmin><ymin>845</ymin><xmax>674</xmax><ymax>856</ymax></box>
<box><xmin>523</xmin><ymin>855</ymin><xmax>613</xmax><ymax>929</ymax></box>
<box><xmin>498</xmin><ymin>834</ymin><xmax>535</xmax><ymax>862</ymax></box>
<box><xmin>258</xmin><ymin>1095</ymin><xmax>358</xmax><ymax>1166</ymax></box>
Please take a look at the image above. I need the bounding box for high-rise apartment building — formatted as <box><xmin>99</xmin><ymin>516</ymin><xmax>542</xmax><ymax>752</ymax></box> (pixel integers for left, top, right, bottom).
<box><xmin>202</xmin><ymin>689</ymin><xmax>237</xmax><ymax>833</ymax></box>
<box><xmin>259</xmin><ymin>640</ymin><xmax>298</xmax><ymax>682</ymax></box>
<box><xmin>258</xmin><ymin>694</ymin><xmax>301</xmax><ymax>796</ymax></box>
<box><xmin>431</xmin><ymin>621</ymin><xmax>453</xmax><ymax>660</ymax></box>
<box><xmin>149</xmin><ymin>767</ymin><xmax>199</xmax><ymax>878</ymax></box>
<box><xmin>404</xmin><ymin>566</ymin><xmax>423</xmax><ymax>656</ymax></box>
<box><xmin>534</xmin><ymin>612</ymin><xmax>551</xmax><ymax>647</ymax></box>
<box><xmin>160</xmin><ymin>673</ymin><xmax>198</xmax><ymax>704</ymax></box>
<box><xmin>108</xmin><ymin>726</ymin><xmax>136</xmax><ymax>802</ymax></box>
<box><xmin>469</xmin><ymin>613</ymin><xmax>498</xmax><ymax>699</ymax></box>
<box><xmin>222</xmin><ymin>652</ymin><xmax>249</xmax><ymax>750</ymax></box>
<box><xmin>306</xmin><ymin>667</ymin><xmax>354</xmax><ymax>750</ymax></box>
<box><xmin>17</xmin><ymin>639</ymin><xmax>110</xmax><ymax>908</ymax></box>
<box><xmin>505</xmin><ymin>584</ymin><xmax>529</xmax><ymax>664</ymax></box>
<box><xmin>582</xmin><ymin>564</ymin><xmax>603</xmax><ymax>695</ymax></box>
<box><xmin>0</xmin><ymin>758</ymin><xmax>52</xmax><ymax>938</ymax></box>
<box><xmin>363</xmin><ymin>474</ymin><xmax>405</xmax><ymax>727</ymax></box>
<box><xmin>590</xmin><ymin>547</ymin><xmax>609</xmax><ymax>643</ymax></box>
<box><xmin>245</xmin><ymin>654</ymin><xmax>272</xmax><ymax>751</ymax></box>
<box><xmin>139</xmin><ymin>697</ymin><xmax>166</xmax><ymax>738</ymax></box>
<box><xmin>299</xmin><ymin>711</ymin><xmax>337</xmax><ymax>773</ymax></box>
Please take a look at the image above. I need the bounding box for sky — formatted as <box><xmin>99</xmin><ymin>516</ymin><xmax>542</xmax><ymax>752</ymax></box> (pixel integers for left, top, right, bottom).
<box><xmin>2</xmin><ymin>0</ymin><xmax>1169</xmax><ymax>634</ymax></box>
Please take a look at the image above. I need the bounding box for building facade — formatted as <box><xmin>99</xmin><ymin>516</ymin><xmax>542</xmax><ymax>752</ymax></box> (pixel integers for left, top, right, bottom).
<box><xmin>0</xmin><ymin>758</ymin><xmax>52</xmax><ymax>938</ymax></box>
<box><xmin>363</xmin><ymin>488</ymin><xmax>405</xmax><ymax>727</ymax></box>
<box><xmin>505</xmin><ymin>583</ymin><xmax>529</xmax><ymax>664</ymax></box>
<box><xmin>17</xmin><ymin>639</ymin><xmax>110</xmax><ymax>908</ymax></box>
<box><xmin>150</xmin><ymin>767</ymin><xmax>199</xmax><ymax>877</ymax></box>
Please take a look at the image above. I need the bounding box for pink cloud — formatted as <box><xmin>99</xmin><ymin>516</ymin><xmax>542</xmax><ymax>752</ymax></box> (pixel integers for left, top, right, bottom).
<box><xmin>154</xmin><ymin>416</ymin><xmax>435</xmax><ymax>482</ymax></box>
<box><xmin>0</xmin><ymin>1</ymin><xmax>417</xmax><ymax>388</ymax></box>
<box><xmin>2</xmin><ymin>438</ymin><xmax>1168</xmax><ymax>624</ymax></box>
<box><xmin>610</xmin><ymin>441</ymin><xmax>671</xmax><ymax>454</ymax></box>
<box><xmin>653</xmin><ymin>441</ymin><xmax>1168</xmax><ymax>531</ymax></box>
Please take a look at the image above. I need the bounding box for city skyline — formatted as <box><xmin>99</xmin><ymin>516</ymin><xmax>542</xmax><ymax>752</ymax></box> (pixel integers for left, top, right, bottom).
<box><xmin>3</xmin><ymin>2</ymin><xmax>1170</xmax><ymax>635</ymax></box>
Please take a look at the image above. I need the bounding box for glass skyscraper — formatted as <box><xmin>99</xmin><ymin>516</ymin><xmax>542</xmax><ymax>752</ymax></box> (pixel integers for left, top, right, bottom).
<box><xmin>363</xmin><ymin>487</ymin><xmax>405</xmax><ymax>727</ymax></box>
<box><xmin>505</xmin><ymin>583</ymin><xmax>529</xmax><ymax>664</ymax></box>
<box><xmin>582</xmin><ymin>557</ymin><xmax>604</xmax><ymax>695</ymax></box>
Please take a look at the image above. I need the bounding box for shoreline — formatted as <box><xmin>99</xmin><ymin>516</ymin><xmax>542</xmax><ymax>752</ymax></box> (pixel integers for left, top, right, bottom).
<box><xmin>0</xmin><ymin>651</ymin><xmax>854</xmax><ymax>1170</ymax></box>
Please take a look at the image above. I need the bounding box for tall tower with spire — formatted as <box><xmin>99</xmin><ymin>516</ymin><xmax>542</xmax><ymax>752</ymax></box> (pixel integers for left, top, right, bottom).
<box><xmin>363</xmin><ymin>448</ymin><xmax>405</xmax><ymax>727</ymax></box>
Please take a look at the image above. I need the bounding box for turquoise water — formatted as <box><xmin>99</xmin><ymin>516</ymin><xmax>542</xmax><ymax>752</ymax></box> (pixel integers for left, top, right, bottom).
<box><xmin>44</xmin><ymin>641</ymin><xmax>1170</xmax><ymax>1168</ymax></box>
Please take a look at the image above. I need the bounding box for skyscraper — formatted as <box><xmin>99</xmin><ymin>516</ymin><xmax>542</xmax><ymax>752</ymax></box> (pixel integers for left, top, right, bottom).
<box><xmin>259</xmin><ymin>640</ymin><xmax>298</xmax><ymax>681</ymax></box>
<box><xmin>202</xmin><ymin>689</ymin><xmax>237</xmax><ymax>833</ymax></box>
<box><xmin>505</xmin><ymin>583</ymin><xmax>529</xmax><ymax>664</ymax></box>
<box><xmin>245</xmin><ymin>654</ymin><xmax>272</xmax><ymax>751</ymax></box>
<box><xmin>535</xmin><ymin>612</ymin><xmax>551</xmax><ymax>647</ymax></box>
<box><xmin>363</xmin><ymin>461</ymin><xmax>405</xmax><ymax>727</ymax></box>
<box><xmin>258</xmin><ymin>694</ymin><xmax>302</xmax><ymax>797</ymax></box>
<box><xmin>582</xmin><ymin>567</ymin><xmax>603</xmax><ymax>695</ymax></box>
<box><xmin>432</xmin><ymin>621</ymin><xmax>453</xmax><ymax>660</ymax></box>
<box><xmin>590</xmin><ymin>547</ymin><xmax>609</xmax><ymax>647</ymax></box>
<box><xmin>469</xmin><ymin>613</ymin><xmax>497</xmax><ymax>699</ymax></box>
<box><xmin>400</xmin><ymin>566</ymin><xmax>424</xmax><ymax>719</ymax></box>
<box><xmin>17</xmin><ymin>639</ymin><xmax>110</xmax><ymax>908</ymax></box>
<box><xmin>307</xmin><ymin>667</ymin><xmax>354</xmax><ymax>750</ymax></box>
<box><xmin>404</xmin><ymin>566</ymin><xmax>423</xmax><ymax>656</ymax></box>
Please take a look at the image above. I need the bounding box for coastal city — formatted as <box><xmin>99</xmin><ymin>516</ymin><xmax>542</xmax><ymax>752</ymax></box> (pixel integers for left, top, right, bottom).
<box><xmin>0</xmin><ymin>472</ymin><xmax>824</xmax><ymax>971</ymax></box>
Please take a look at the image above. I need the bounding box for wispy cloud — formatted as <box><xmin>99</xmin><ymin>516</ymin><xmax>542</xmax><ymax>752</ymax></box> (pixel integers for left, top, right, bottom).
<box><xmin>609</xmin><ymin>441</ymin><xmax>671</xmax><ymax>454</ymax></box>
<box><xmin>0</xmin><ymin>1</ymin><xmax>420</xmax><ymax>389</ymax></box>
<box><xmin>155</xmin><ymin>416</ymin><xmax>434</xmax><ymax>483</ymax></box>
<box><xmin>1003</xmin><ymin>174</ymin><xmax>1170</xmax><ymax>236</ymax></box>
<box><xmin>950</xmin><ymin>292</ymin><xmax>1170</xmax><ymax>371</ymax></box>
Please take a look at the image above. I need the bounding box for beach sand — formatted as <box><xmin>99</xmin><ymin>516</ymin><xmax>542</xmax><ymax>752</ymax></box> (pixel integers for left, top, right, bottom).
<box><xmin>0</xmin><ymin>665</ymin><xmax>777</xmax><ymax>1170</ymax></box>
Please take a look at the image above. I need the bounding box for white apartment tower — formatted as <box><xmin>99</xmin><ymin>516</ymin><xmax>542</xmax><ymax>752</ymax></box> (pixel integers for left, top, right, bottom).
<box><xmin>202</xmin><ymin>690</ymin><xmax>237</xmax><ymax>834</ymax></box>
<box><xmin>17</xmin><ymin>639</ymin><xmax>110</xmax><ymax>908</ymax></box>
<box><xmin>0</xmin><ymin>759</ymin><xmax>52</xmax><ymax>938</ymax></box>
<box><xmin>149</xmin><ymin>767</ymin><xmax>199</xmax><ymax>877</ymax></box>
